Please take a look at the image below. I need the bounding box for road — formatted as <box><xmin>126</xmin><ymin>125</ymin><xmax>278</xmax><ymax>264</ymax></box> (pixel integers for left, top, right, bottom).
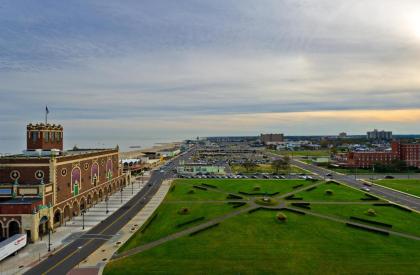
<box><xmin>289</xmin><ymin>158</ymin><xmax>420</xmax><ymax>211</ymax></box>
<box><xmin>25</xmin><ymin>148</ymin><xmax>195</xmax><ymax>275</ymax></box>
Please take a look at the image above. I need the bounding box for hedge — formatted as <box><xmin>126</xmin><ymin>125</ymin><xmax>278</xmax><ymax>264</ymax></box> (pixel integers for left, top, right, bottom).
<box><xmin>283</xmin><ymin>208</ymin><xmax>306</xmax><ymax>215</ymax></box>
<box><xmin>285</xmin><ymin>195</ymin><xmax>303</xmax><ymax>200</ymax></box>
<box><xmin>349</xmin><ymin>216</ymin><xmax>392</xmax><ymax>228</ymax></box>
<box><xmin>373</xmin><ymin>203</ymin><xmax>393</xmax><ymax>206</ymax></box>
<box><xmin>189</xmin><ymin>223</ymin><xmax>220</xmax><ymax>236</ymax></box>
<box><xmin>291</xmin><ymin>203</ymin><xmax>311</xmax><ymax>210</ymax></box>
<box><xmin>248</xmin><ymin>207</ymin><xmax>262</xmax><ymax>214</ymax></box>
<box><xmin>202</xmin><ymin>183</ymin><xmax>217</xmax><ymax>189</ymax></box>
<box><xmin>193</xmin><ymin>185</ymin><xmax>207</xmax><ymax>191</ymax></box>
<box><xmin>140</xmin><ymin>212</ymin><xmax>159</xmax><ymax>233</ymax></box>
<box><xmin>292</xmin><ymin>184</ymin><xmax>304</xmax><ymax>189</ymax></box>
<box><xmin>346</xmin><ymin>223</ymin><xmax>389</xmax><ymax>235</ymax></box>
<box><xmin>226</xmin><ymin>194</ymin><xmax>244</xmax><ymax>200</ymax></box>
<box><xmin>391</xmin><ymin>204</ymin><xmax>413</xmax><ymax>212</ymax></box>
<box><xmin>238</xmin><ymin>191</ymin><xmax>280</xmax><ymax>196</ymax></box>
<box><xmin>306</xmin><ymin>186</ymin><xmax>317</xmax><ymax>192</ymax></box>
<box><xmin>361</xmin><ymin>194</ymin><xmax>380</xmax><ymax>201</ymax></box>
<box><xmin>176</xmin><ymin>217</ymin><xmax>205</xmax><ymax>228</ymax></box>
<box><xmin>228</xmin><ymin>202</ymin><xmax>247</xmax><ymax>208</ymax></box>
<box><xmin>169</xmin><ymin>185</ymin><xmax>175</xmax><ymax>192</ymax></box>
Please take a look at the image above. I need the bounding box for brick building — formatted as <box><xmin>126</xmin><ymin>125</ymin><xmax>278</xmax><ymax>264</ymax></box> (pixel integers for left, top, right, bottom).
<box><xmin>342</xmin><ymin>141</ymin><xmax>420</xmax><ymax>168</ymax></box>
<box><xmin>260</xmin><ymin>133</ymin><xmax>284</xmax><ymax>145</ymax></box>
<box><xmin>0</xmin><ymin>123</ymin><xmax>128</xmax><ymax>242</ymax></box>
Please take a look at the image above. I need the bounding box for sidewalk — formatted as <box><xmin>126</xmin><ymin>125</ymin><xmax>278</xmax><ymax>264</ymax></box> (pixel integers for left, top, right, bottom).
<box><xmin>69</xmin><ymin>180</ymin><xmax>172</xmax><ymax>275</ymax></box>
<box><xmin>0</xmin><ymin>175</ymin><xmax>149</xmax><ymax>275</ymax></box>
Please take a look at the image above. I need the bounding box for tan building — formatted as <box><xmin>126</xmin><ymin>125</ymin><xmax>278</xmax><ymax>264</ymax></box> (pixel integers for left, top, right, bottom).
<box><xmin>260</xmin><ymin>133</ymin><xmax>284</xmax><ymax>145</ymax></box>
<box><xmin>0</xmin><ymin>122</ymin><xmax>129</xmax><ymax>242</ymax></box>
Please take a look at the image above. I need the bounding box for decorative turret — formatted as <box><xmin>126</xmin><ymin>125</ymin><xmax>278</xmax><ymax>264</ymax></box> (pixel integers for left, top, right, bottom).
<box><xmin>26</xmin><ymin>123</ymin><xmax>64</xmax><ymax>151</ymax></box>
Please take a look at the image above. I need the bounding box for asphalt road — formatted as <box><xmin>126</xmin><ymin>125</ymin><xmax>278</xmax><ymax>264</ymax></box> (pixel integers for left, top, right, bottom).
<box><xmin>290</xmin><ymin>158</ymin><xmax>420</xmax><ymax>211</ymax></box>
<box><xmin>25</xmin><ymin>149</ymin><xmax>194</xmax><ymax>275</ymax></box>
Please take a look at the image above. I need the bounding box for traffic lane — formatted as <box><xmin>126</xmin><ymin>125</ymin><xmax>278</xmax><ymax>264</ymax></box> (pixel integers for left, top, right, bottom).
<box><xmin>25</xmin><ymin>167</ymin><xmax>173</xmax><ymax>274</ymax></box>
<box><xmin>292</xmin><ymin>160</ymin><xmax>420</xmax><ymax>211</ymax></box>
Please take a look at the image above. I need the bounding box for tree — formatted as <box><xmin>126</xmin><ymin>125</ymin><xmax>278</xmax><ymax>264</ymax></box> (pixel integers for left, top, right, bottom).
<box><xmin>242</xmin><ymin>160</ymin><xmax>257</xmax><ymax>173</ymax></box>
<box><xmin>271</xmin><ymin>156</ymin><xmax>290</xmax><ymax>174</ymax></box>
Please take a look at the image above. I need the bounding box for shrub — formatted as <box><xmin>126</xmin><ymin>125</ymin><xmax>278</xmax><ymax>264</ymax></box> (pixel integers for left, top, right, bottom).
<box><xmin>178</xmin><ymin>207</ymin><xmax>190</xmax><ymax>215</ymax></box>
<box><xmin>187</xmin><ymin>189</ymin><xmax>195</xmax><ymax>194</ymax></box>
<box><xmin>189</xmin><ymin>223</ymin><xmax>219</xmax><ymax>236</ymax></box>
<box><xmin>276</xmin><ymin>212</ymin><xmax>287</xmax><ymax>222</ymax></box>
<box><xmin>325</xmin><ymin>189</ymin><xmax>334</xmax><ymax>195</ymax></box>
<box><xmin>193</xmin><ymin>185</ymin><xmax>207</xmax><ymax>191</ymax></box>
<box><xmin>293</xmin><ymin>184</ymin><xmax>304</xmax><ymax>189</ymax></box>
<box><xmin>365</xmin><ymin>208</ymin><xmax>377</xmax><ymax>217</ymax></box>
<box><xmin>253</xmin><ymin>186</ymin><xmax>261</xmax><ymax>191</ymax></box>
<box><xmin>226</xmin><ymin>194</ymin><xmax>243</xmax><ymax>200</ymax></box>
<box><xmin>176</xmin><ymin>217</ymin><xmax>205</xmax><ymax>228</ymax></box>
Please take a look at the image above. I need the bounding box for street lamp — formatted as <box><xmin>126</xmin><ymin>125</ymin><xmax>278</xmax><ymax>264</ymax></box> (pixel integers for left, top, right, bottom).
<box><xmin>81</xmin><ymin>209</ymin><xmax>86</xmax><ymax>230</ymax></box>
<box><xmin>105</xmin><ymin>196</ymin><xmax>109</xmax><ymax>214</ymax></box>
<box><xmin>48</xmin><ymin>226</ymin><xmax>51</xmax><ymax>252</ymax></box>
<box><xmin>120</xmin><ymin>187</ymin><xmax>123</xmax><ymax>204</ymax></box>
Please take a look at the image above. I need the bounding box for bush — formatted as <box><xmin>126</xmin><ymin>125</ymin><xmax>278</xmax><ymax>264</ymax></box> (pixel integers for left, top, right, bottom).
<box><xmin>226</xmin><ymin>194</ymin><xmax>243</xmax><ymax>200</ymax></box>
<box><xmin>193</xmin><ymin>185</ymin><xmax>207</xmax><ymax>191</ymax></box>
<box><xmin>176</xmin><ymin>217</ymin><xmax>205</xmax><ymax>228</ymax></box>
<box><xmin>253</xmin><ymin>186</ymin><xmax>261</xmax><ymax>191</ymax></box>
<box><xmin>365</xmin><ymin>208</ymin><xmax>377</xmax><ymax>217</ymax></box>
<box><xmin>276</xmin><ymin>212</ymin><xmax>287</xmax><ymax>222</ymax></box>
<box><xmin>293</xmin><ymin>184</ymin><xmax>304</xmax><ymax>189</ymax></box>
<box><xmin>187</xmin><ymin>189</ymin><xmax>195</xmax><ymax>194</ymax></box>
<box><xmin>325</xmin><ymin>189</ymin><xmax>334</xmax><ymax>195</ymax></box>
<box><xmin>178</xmin><ymin>207</ymin><xmax>190</xmax><ymax>215</ymax></box>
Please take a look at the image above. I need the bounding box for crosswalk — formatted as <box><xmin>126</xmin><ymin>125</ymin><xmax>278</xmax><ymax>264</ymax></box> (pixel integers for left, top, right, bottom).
<box><xmin>63</xmin><ymin>181</ymin><xmax>146</xmax><ymax>229</ymax></box>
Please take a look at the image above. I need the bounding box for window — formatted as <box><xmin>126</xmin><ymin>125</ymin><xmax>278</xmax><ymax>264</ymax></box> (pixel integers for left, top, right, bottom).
<box><xmin>32</xmin><ymin>131</ymin><xmax>38</xmax><ymax>142</ymax></box>
<box><xmin>44</xmin><ymin>132</ymin><xmax>49</xmax><ymax>142</ymax></box>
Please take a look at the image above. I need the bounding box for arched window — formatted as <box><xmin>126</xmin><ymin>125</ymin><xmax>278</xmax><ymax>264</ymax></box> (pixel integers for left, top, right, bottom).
<box><xmin>71</xmin><ymin>167</ymin><xmax>81</xmax><ymax>196</ymax></box>
<box><xmin>91</xmin><ymin>162</ymin><xmax>99</xmax><ymax>185</ymax></box>
<box><xmin>106</xmin><ymin>159</ymin><xmax>113</xmax><ymax>180</ymax></box>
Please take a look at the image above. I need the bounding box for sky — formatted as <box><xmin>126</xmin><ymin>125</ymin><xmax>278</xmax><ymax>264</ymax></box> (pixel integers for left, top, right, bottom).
<box><xmin>1</xmin><ymin>0</ymin><xmax>420</xmax><ymax>153</ymax></box>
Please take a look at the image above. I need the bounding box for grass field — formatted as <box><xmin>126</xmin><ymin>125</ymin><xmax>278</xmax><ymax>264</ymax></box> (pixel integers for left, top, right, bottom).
<box><xmin>231</xmin><ymin>164</ymin><xmax>306</xmax><ymax>174</ymax></box>
<box><xmin>373</xmin><ymin>179</ymin><xmax>420</xmax><ymax>197</ymax></box>
<box><xmin>106</xmin><ymin>210</ymin><xmax>420</xmax><ymax>275</ymax></box>
<box><xmin>293</xmin><ymin>182</ymin><xmax>375</xmax><ymax>201</ymax></box>
<box><xmin>105</xmin><ymin>178</ymin><xmax>420</xmax><ymax>275</ymax></box>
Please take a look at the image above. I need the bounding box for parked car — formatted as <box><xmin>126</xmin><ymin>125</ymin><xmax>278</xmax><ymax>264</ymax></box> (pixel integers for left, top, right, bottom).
<box><xmin>361</xmin><ymin>186</ymin><xmax>370</xmax><ymax>192</ymax></box>
<box><xmin>384</xmin><ymin>175</ymin><xmax>395</xmax><ymax>179</ymax></box>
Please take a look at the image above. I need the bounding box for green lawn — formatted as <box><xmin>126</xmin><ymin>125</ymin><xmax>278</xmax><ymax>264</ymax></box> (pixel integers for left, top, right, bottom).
<box><xmin>291</xmin><ymin>182</ymin><xmax>374</xmax><ymax>201</ymax></box>
<box><xmin>170</xmin><ymin>179</ymin><xmax>311</xmax><ymax>196</ymax></box>
<box><xmin>309</xmin><ymin>204</ymin><xmax>420</xmax><ymax>237</ymax></box>
<box><xmin>119</xmin><ymin>202</ymin><xmax>236</xmax><ymax>252</ymax></box>
<box><xmin>373</xmin><ymin>179</ymin><xmax>420</xmax><ymax>197</ymax></box>
<box><xmin>105</xmin><ymin>210</ymin><xmax>420</xmax><ymax>275</ymax></box>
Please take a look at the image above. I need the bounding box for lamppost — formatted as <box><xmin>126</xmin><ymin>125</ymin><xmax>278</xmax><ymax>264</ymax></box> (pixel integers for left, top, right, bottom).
<box><xmin>105</xmin><ymin>196</ymin><xmax>109</xmax><ymax>214</ymax></box>
<box><xmin>48</xmin><ymin>226</ymin><xmax>51</xmax><ymax>252</ymax></box>
<box><xmin>81</xmin><ymin>209</ymin><xmax>86</xmax><ymax>230</ymax></box>
<box><xmin>120</xmin><ymin>187</ymin><xmax>123</xmax><ymax>204</ymax></box>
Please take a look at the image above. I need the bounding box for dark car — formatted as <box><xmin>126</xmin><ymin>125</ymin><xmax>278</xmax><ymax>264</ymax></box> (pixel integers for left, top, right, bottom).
<box><xmin>384</xmin><ymin>175</ymin><xmax>395</xmax><ymax>179</ymax></box>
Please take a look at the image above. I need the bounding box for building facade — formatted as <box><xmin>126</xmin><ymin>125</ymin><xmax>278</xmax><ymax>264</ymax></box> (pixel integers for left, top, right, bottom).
<box><xmin>367</xmin><ymin>129</ymin><xmax>393</xmax><ymax>141</ymax></box>
<box><xmin>0</xmin><ymin>123</ymin><xmax>128</xmax><ymax>242</ymax></box>
<box><xmin>260</xmin><ymin>133</ymin><xmax>284</xmax><ymax>145</ymax></box>
<box><xmin>343</xmin><ymin>141</ymin><xmax>420</xmax><ymax>168</ymax></box>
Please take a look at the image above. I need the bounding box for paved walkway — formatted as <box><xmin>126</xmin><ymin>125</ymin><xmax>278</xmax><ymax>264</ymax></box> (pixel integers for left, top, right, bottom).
<box><xmin>0</xmin><ymin>176</ymin><xmax>149</xmax><ymax>275</ymax></box>
<box><xmin>70</xmin><ymin>180</ymin><xmax>173</xmax><ymax>274</ymax></box>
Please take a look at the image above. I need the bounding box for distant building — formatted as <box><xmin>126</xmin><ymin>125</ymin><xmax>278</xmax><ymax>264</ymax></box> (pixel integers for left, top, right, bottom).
<box><xmin>0</xmin><ymin>122</ymin><xmax>128</xmax><ymax>242</ymax></box>
<box><xmin>177</xmin><ymin>162</ymin><xmax>225</xmax><ymax>175</ymax></box>
<box><xmin>260</xmin><ymin>133</ymin><xmax>284</xmax><ymax>145</ymax></box>
<box><xmin>367</xmin><ymin>129</ymin><xmax>393</xmax><ymax>141</ymax></box>
<box><xmin>341</xmin><ymin>141</ymin><xmax>420</xmax><ymax>168</ymax></box>
<box><xmin>338</xmin><ymin>132</ymin><xmax>347</xmax><ymax>138</ymax></box>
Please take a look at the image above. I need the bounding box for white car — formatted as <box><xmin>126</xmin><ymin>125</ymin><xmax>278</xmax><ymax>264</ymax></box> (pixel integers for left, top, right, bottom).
<box><xmin>361</xmin><ymin>186</ymin><xmax>370</xmax><ymax>192</ymax></box>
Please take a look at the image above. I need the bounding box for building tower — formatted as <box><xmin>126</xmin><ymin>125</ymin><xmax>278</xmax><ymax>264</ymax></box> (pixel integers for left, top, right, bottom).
<box><xmin>26</xmin><ymin>123</ymin><xmax>64</xmax><ymax>151</ymax></box>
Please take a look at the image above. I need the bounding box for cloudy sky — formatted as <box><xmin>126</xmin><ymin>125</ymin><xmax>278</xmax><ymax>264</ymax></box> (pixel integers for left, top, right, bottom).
<box><xmin>1</xmin><ymin>0</ymin><xmax>420</xmax><ymax>153</ymax></box>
